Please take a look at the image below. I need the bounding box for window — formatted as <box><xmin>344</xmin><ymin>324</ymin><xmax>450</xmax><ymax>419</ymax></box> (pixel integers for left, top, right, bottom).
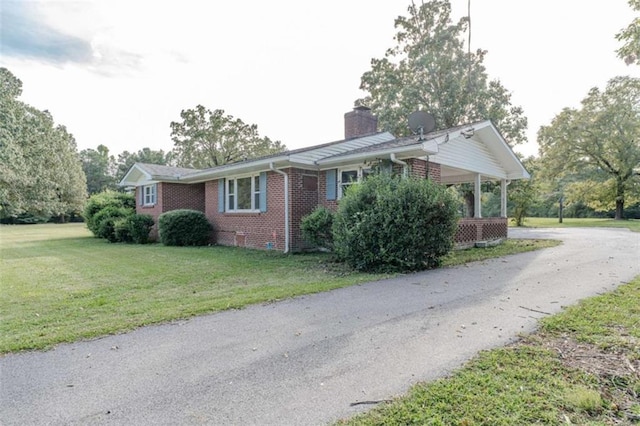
<box><xmin>226</xmin><ymin>175</ymin><xmax>261</xmax><ymax>212</ymax></box>
<box><xmin>338</xmin><ymin>167</ymin><xmax>371</xmax><ymax>199</ymax></box>
<box><xmin>142</xmin><ymin>184</ymin><xmax>156</xmax><ymax>206</ymax></box>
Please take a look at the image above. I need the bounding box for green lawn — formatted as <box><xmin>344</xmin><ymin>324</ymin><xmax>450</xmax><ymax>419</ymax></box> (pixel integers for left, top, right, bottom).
<box><xmin>0</xmin><ymin>224</ymin><xmax>554</xmax><ymax>353</ymax></box>
<box><xmin>513</xmin><ymin>217</ymin><xmax>640</xmax><ymax>232</ymax></box>
<box><xmin>341</xmin><ymin>276</ymin><xmax>640</xmax><ymax>425</ymax></box>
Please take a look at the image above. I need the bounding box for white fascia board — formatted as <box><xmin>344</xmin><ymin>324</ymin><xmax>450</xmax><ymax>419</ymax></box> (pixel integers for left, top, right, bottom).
<box><xmin>179</xmin><ymin>155</ymin><xmax>291</xmax><ymax>183</ymax></box>
<box><xmin>316</xmin><ymin>143</ymin><xmax>437</xmax><ymax>168</ymax></box>
<box><xmin>118</xmin><ymin>164</ymin><xmax>153</xmax><ymax>186</ymax></box>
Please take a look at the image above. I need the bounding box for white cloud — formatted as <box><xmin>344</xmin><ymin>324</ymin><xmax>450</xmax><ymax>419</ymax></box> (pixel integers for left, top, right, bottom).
<box><xmin>1</xmin><ymin>0</ymin><xmax>637</xmax><ymax>160</ymax></box>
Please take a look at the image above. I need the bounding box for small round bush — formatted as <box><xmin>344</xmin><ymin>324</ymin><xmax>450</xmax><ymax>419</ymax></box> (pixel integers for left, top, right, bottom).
<box><xmin>332</xmin><ymin>173</ymin><xmax>459</xmax><ymax>272</ymax></box>
<box><xmin>113</xmin><ymin>214</ymin><xmax>154</xmax><ymax>244</ymax></box>
<box><xmin>114</xmin><ymin>218</ymin><xmax>133</xmax><ymax>243</ymax></box>
<box><xmin>127</xmin><ymin>214</ymin><xmax>155</xmax><ymax>244</ymax></box>
<box><xmin>158</xmin><ymin>209</ymin><xmax>211</xmax><ymax>246</ymax></box>
<box><xmin>300</xmin><ymin>206</ymin><xmax>335</xmax><ymax>250</ymax></box>
<box><xmin>93</xmin><ymin>206</ymin><xmax>133</xmax><ymax>242</ymax></box>
<box><xmin>84</xmin><ymin>191</ymin><xmax>135</xmax><ymax>236</ymax></box>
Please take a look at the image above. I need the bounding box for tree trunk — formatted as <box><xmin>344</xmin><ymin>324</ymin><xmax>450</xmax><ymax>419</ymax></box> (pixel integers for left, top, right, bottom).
<box><xmin>615</xmin><ymin>179</ymin><xmax>624</xmax><ymax>220</ymax></box>
<box><xmin>463</xmin><ymin>191</ymin><xmax>474</xmax><ymax>218</ymax></box>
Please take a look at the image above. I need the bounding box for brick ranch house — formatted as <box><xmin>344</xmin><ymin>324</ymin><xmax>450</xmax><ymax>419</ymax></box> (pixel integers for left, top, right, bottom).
<box><xmin>120</xmin><ymin>107</ymin><xmax>530</xmax><ymax>252</ymax></box>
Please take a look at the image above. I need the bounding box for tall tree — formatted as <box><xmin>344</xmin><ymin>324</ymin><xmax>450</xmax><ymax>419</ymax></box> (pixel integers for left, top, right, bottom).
<box><xmin>80</xmin><ymin>144</ymin><xmax>117</xmax><ymax>195</ymax></box>
<box><xmin>0</xmin><ymin>67</ymin><xmax>87</xmax><ymax>221</ymax></box>
<box><xmin>116</xmin><ymin>148</ymin><xmax>173</xmax><ymax>182</ymax></box>
<box><xmin>170</xmin><ymin>105</ymin><xmax>286</xmax><ymax>169</ymax></box>
<box><xmin>538</xmin><ymin>76</ymin><xmax>640</xmax><ymax>220</ymax></box>
<box><xmin>358</xmin><ymin>0</ymin><xmax>527</xmax><ymax>144</ymax></box>
<box><xmin>617</xmin><ymin>0</ymin><xmax>640</xmax><ymax>65</ymax></box>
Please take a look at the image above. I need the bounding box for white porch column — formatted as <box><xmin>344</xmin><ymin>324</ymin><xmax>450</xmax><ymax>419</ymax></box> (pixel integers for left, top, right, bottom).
<box><xmin>500</xmin><ymin>179</ymin><xmax>508</xmax><ymax>218</ymax></box>
<box><xmin>474</xmin><ymin>173</ymin><xmax>482</xmax><ymax>218</ymax></box>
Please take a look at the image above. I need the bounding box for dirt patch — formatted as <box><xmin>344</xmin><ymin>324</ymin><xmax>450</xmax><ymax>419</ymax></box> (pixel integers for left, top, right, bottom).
<box><xmin>535</xmin><ymin>335</ymin><xmax>640</xmax><ymax>423</ymax></box>
<box><xmin>543</xmin><ymin>336</ymin><xmax>640</xmax><ymax>379</ymax></box>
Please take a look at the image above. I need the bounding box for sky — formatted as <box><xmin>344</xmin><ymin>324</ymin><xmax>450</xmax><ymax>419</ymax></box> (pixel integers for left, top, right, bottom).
<box><xmin>1</xmin><ymin>0</ymin><xmax>638</xmax><ymax>159</ymax></box>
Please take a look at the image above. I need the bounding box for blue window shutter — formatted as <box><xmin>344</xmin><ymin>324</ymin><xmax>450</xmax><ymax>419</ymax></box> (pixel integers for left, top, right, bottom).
<box><xmin>259</xmin><ymin>172</ymin><xmax>267</xmax><ymax>212</ymax></box>
<box><xmin>326</xmin><ymin>169</ymin><xmax>337</xmax><ymax>201</ymax></box>
<box><xmin>139</xmin><ymin>186</ymin><xmax>143</xmax><ymax>206</ymax></box>
<box><xmin>218</xmin><ymin>179</ymin><xmax>225</xmax><ymax>213</ymax></box>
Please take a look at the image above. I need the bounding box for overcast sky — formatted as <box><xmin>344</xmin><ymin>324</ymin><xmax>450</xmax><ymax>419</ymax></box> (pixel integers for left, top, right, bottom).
<box><xmin>1</xmin><ymin>0</ymin><xmax>637</xmax><ymax>159</ymax></box>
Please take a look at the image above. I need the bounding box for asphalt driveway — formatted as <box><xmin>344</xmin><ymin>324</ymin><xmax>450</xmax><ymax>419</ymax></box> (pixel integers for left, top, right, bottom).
<box><xmin>1</xmin><ymin>227</ymin><xmax>639</xmax><ymax>425</ymax></box>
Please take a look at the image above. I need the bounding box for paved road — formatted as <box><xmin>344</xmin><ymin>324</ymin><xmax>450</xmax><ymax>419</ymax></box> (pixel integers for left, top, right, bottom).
<box><xmin>1</xmin><ymin>228</ymin><xmax>639</xmax><ymax>425</ymax></box>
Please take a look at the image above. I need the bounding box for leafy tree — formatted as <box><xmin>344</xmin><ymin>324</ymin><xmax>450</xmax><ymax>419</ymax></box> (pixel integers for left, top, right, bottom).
<box><xmin>358</xmin><ymin>0</ymin><xmax>527</xmax><ymax>144</ymax></box>
<box><xmin>0</xmin><ymin>67</ymin><xmax>87</xmax><ymax>221</ymax></box>
<box><xmin>508</xmin><ymin>157</ymin><xmax>539</xmax><ymax>226</ymax></box>
<box><xmin>538</xmin><ymin>76</ymin><xmax>640</xmax><ymax>220</ymax></box>
<box><xmin>116</xmin><ymin>147</ymin><xmax>173</xmax><ymax>182</ymax></box>
<box><xmin>80</xmin><ymin>144</ymin><xmax>117</xmax><ymax>195</ymax></box>
<box><xmin>170</xmin><ymin>105</ymin><xmax>286</xmax><ymax>168</ymax></box>
<box><xmin>616</xmin><ymin>0</ymin><xmax>640</xmax><ymax>65</ymax></box>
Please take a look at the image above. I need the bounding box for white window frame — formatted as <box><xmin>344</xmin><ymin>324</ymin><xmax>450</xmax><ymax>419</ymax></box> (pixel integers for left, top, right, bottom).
<box><xmin>226</xmin><ymin>174</ymin><xmax>261</xmax><ymax>212</ymax></box>
<box><xmin>338</xmin><ymin>166</ymin><xmax>371</xmax><ymax>199</ymax></box>
<box><xmin>142</xmin><ymin>184</ymin><xmax>156</xmax><ymax>206</ymax></box>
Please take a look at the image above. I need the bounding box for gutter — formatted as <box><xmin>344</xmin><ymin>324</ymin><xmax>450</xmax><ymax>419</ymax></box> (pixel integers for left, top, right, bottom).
<box><xmin>269</xmin><ymin>163</ymin><xmax>290</xmax><ymax>253</ymax></box>
<box><xmin>390</xmin><ymin>153</ymin><xmax>408</xmax><ymax>177</ymax></box>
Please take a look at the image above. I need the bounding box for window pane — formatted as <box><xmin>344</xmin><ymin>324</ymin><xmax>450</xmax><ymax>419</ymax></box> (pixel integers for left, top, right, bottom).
<box><xmin>237</xmin><ymin>177</ymin><xmax>252</xmax><ymax>210</ymax></box>
<box><xmin>341</xmin><ymin>170</ymin><xmax>358</xmax><ymax>183</ymax></box>
<box><xmin>254</xmin><ymin>193</ymin><xmax>260</xmax><ymax>210</ymax></box>
<box><xmin>228</xmin><ymin>195</ymin><xmax>235</xmax><ymax>210</ymax></box>
<box><xmin>228</xmin><ymin>181</ymin><xmax>235</xmax><ymax>195</ymax></box>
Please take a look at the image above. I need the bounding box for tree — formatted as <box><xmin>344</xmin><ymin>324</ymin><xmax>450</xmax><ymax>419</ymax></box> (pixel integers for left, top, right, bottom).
<box><xmin>538</xmin><ymin>76</ymin><xmax>640</xmax><ymax>220</ymax></box>
<box><xmin>616</xmin><ymin>0</ymin><xmax>640</xmax><ymax>65</ymax></box>
<box><xmin>170</xmin><ymin>105</ymin><xmax>286</xmax><ymax>169</ymax></box>
<box><xmin>80</xmin><ymin>144</ymin><xmax>117</xmax><ymax>195</ymax></box>
<box><xmin>0</xmin><ymin>67</ymin><xmax>87</xmax><ymax>221</ymax></box>
<box><xmin>358</xmin><ymin>0</ymin><xmax>527</xmax><ymax>144</ymax></box>
<box><xmin>116</xmin><ymin>147</ymin><xmax>172</xmax><ymax>183</ymax></box>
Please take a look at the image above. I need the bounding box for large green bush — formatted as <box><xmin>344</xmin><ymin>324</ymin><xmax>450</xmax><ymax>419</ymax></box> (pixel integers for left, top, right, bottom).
<box><xmin>332</xmin><ymin>173</ymin><xmax>459</xmax><ymax>272</ymax></box>
<box><xmin>300</xmin><ymin>206</ymin><xmax>335</xmax><ymax>250</ymax></box>
<box><xmin>84</xmin><ymin>191</ymin><xmax>135</xmax><ymax>236</ymax></box>
<box><xmin>93</xmin><ymin>206</ymin><xmax>133</xmax><ymax>242</ymax></box>
<box><xmin>114</xmin><ymin>214</ymin><xmax>155</xmax><ymax>244</ymax></box>
<box><xmin>158</xmin><ymin>209</ymin><xmax>211</xmax><ymax>246</ymax></box>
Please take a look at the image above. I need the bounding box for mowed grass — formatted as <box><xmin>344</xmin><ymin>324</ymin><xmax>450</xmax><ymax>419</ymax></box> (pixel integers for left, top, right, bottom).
<box><xmin>0</xmin><ymin>224</ymin><xmax>389</xmax><ymax>353</ymax></box>
<box><xmin>514</xmin><ymin>217</ymin><xmax>640</xmax><ymax>232</ymax></box>
<box><xmin>341</xmin><ymin>276</ymin><xmax>640</xmax><ymax>425</ymax></box>
<box><xmin>1</xmin><ymin>224</ymin><xmax>555</xmax><ymax>354</ymax></box>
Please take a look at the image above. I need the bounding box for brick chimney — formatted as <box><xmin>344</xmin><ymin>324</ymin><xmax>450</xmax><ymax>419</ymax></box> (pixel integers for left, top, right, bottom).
<box><xmin>344</xmin><ymin>106</ymin><xmax>378</xmax><ymax>139</ymax></box>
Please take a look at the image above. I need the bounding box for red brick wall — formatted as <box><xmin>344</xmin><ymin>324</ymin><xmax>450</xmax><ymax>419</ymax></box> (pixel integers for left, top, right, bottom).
<box><xmin>205</xmin><ymin>171</ymin><xmax>290</xmax><ymax>251</ymax></box>
<box><xmin>289</xmin><ymin>169</ymin><xmax>321</xmax><ymax>250</ymax></box>
<box><xmin>404</xmin><ymin>158</ymin><xmax>441</xmax><ymax>182</ymax></box>
<box><xmin>137</xmin><ymin>182</ymin><xmax>205</xmax><ymax>240</ymax></box>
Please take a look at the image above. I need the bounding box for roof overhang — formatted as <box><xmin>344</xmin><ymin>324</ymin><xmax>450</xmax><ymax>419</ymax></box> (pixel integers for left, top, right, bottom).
<box><xmin>316</xmin><ymin>139</ymin><xmax>439</xmax><ymax>169</ymax></box>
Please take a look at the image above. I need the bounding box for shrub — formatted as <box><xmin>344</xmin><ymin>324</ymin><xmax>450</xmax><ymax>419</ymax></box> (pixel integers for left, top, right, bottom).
<box><xmin>127</xmin><ymin>214</ymin><xmax>155</xmax><ymax>244</ymax></box>
<box><xmin>300</xmin><ymin>206</ymin><xmax>335</xmax><ymax>249</ymax></box>
<box><xmin>332</xmin><ymin>173</ymin><xmax>459</xmax><ymax>272</ymax></box>
<box><xmin>113</xmin><ymin>214</ymin><xmax>154</xmax><ymax>244</ymax></box>
<box><xmin>93</xmin><ymin>206</ymin><xmax>133</xmax><ymax>242</ymax></box>
<box><xmin>84</xmin><ymin>191</ymin><xmax>135</xmax><ymax>236</ymax></box>
<box><xmin>114</xmin><ymin>218</ymin><xmax>133</xmax><ymax>243</ymax></box>
<box><xmin>158</xmin><ymin>209</ymin><xmax>211</xmax><ymax>246</ymax></box>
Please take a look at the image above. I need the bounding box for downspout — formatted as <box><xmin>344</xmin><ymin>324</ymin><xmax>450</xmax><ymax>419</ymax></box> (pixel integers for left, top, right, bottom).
<box><xmin>269</xmin><ymin>163</ymin><xmax>289</xmax><ymax>253</ymax></box>
<box><xmin>390</xmin><ymin>153</ymin><xmax>408</xmax><ymax>177</ymax></box>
